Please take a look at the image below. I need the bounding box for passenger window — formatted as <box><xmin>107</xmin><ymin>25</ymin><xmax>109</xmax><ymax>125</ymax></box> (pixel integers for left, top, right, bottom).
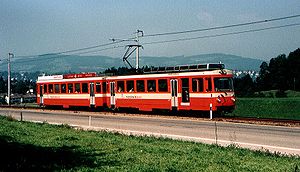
<box><xmin>54</xmin><ymin>84</ymin><xmax>60</xmax><ymax>93</ymax></box>
<box><xmin>61</xmin><ymin>84</ymin><xmax>66</xmax><ymax>93</ymax></box>
<box><xmin>48</xmin><ymin>84</ymin><xmax>53</xmax><ymax>93</ymax></box>
<box><xmin>117</xmin><ymin>81</ymin><xmax>125</xmax><ymax>92</ymax></box>
<box><xmin>68</xmin><ymin>83</ymin><xmax>73</xmax><ymax>93</ymax></box>
<box><xmin>126</xmin><ymin>80</ymin><xmax>135</xmax><ymax>92</ymax></box>
<box><xmin>137</xmin><ymin>80</ymin><xmax>145</xmax><ymax>92</ymax></box>
<box><xmin>75</xmin><ymin>83</ymin><xmax>81</xmax><ymax>93</ymax></box>
<box><xmin>192</xmin><ymin>78</ymin><xmax>204</xmax><ymax>92</ymax></box>
<box><xmin>206</xmin><ymin>78</ymin><xmax>212</xmax><ymax>92</ymax></box>
<box><xmin>96</xmin><ymin>82</ymin><xmax>101</xmax><ymax>93</ymax></box>
<box><xmin>158</xmin><ymin>79</ymin><xmax>168</xmax><ymax>92</ymax></box>
<box><xmin>44</xmin><ymin>84</ymin><xmax>48</xmax><ymax>93</ymax></box>
<box><xmin>82</xmin><ymin>83</ymin><xmax>88</xmax><ymax>93</ymax></box>
<box><xmin>147</xmin><ymin>80</ymin><xmax>156</xmax><ymax>92</ymax></box>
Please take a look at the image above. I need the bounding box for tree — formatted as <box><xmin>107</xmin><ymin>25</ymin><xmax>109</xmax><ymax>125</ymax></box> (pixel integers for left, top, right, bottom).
<box><xmin>254</xmin><ymin>48</ymin><xmax>300</xmax><ymax>93</ymax></box>
<box><xmin>268</xmin><ymin>54</ymin><xmax>288</xmax><ymax>91</ymax></box>
<box><xmin>287</xmin><ymin>48</ymin><xmax>300</xmax><ymax>91</ymax></box>
<box><xmin>234</xmin><ymin>74</ymin><xmax>255</xmax><ymax>97</ymax></box>
<box><xmin>0</xmin><ymin>76</ymin><xmax>7</xmax><ymax>93</ymax></box>
<box><xmin>14</xmin><ymin>80</ymin><xmax>28</xmax><ymax>94</ymax></box>
<box><xmin>256</xmin><ymin>61</ymin><xmax>270</xmax><ymax>91</ymax></box>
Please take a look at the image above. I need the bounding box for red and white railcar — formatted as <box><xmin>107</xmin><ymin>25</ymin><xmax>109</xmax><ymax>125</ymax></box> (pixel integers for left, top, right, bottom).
<box><xmin>36</xmin><ymin>64</ymin><xmax>235</xmax><ymax>113</ymax></box>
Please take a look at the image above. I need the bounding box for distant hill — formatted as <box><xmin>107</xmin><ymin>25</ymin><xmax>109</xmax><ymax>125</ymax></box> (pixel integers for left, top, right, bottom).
<box><xmin>0</xmin><ymin>53</ymin><xmax>263</xmax><ymax>73</ymax></box>
<box><xmin>141</xmin><ymin>53</ymin><xmax>263</xmax><ymax>71</ymax></box>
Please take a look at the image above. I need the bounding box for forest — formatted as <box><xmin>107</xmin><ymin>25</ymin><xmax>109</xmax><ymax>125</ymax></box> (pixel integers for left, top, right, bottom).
<box><xmin>234</xmin><ymin>48</ymin><xmax>300</xmax><ymax>97</ymax></box>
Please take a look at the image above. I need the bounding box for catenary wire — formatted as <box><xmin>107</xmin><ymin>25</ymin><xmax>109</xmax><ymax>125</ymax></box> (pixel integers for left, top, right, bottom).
<box><xmin>14</xmin><ymin>14</ymin><xmax>300</xmax><ymax>59</ymax></box>
<box><xmin>15</xmin><ymin>39</ymin><xmax>126</xmax><ymax>59</ymax></box>
<box><xmin>12</xmin><ymin>14</ymin><xmax>300</xmax><ymax>59</ymax></box>
<box><xmin>4</xmin><ymin>45</ymin><xmax>126</xmax><ymax>64</ymax></box>
<box><xmin>142</xmin><ymin>23</ymin><xmax>300</xmax><ymax>45</ymax></box>
<box><xmin>2</xmin><ymin>22</ymin><xmax>299</xmax><ymax>65</ymax></box>
<box><xmin>143</xmin><ymin>14</ymin><xmax>300</xmax><ymax>37</ymax></box>
<box><xmin>2</xmin><ymin>14</ymin><xmax>300</xmax><ymax>64</ymax></box>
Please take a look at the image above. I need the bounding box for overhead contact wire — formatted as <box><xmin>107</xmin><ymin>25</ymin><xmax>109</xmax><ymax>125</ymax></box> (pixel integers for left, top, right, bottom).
<box><xmin>143</xmin><ymin>23</ymin><xmax>300</xmax><ymax>45</ymax></box>
<box><xmin>144</xmin><ymin>14</ymin><xmax>300</xmax><ymax>37</ymax></box>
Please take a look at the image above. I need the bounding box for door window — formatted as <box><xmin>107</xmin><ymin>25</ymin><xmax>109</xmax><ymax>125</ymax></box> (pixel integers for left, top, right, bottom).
<box><xmin>96</xmin><ymin>82</ymin><xmax>101</xmax><ymax>93</ymax></box>
<box><xmin>181</xmin><ymin>78</ymin><xmax>190</xmax><ymax>102</ymax></box>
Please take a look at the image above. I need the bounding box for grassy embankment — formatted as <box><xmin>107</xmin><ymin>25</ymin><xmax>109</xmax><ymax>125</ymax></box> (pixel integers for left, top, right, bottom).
<box><xmin>229</xmin><ymin>90</ymin><xmax>300</xmax><ymax>120</ymax></box>
<box><xmin>0</xmin><ymin>116</ymin><xmax>299</xmax><ymax>171</ymax></box>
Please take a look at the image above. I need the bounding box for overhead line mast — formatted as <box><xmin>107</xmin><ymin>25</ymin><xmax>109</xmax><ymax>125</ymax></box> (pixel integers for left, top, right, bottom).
<box><xmin>135</xmin><ymin>30</ymin><xmax>143</xmax><ymax>70</ymax></box>
<box><xmin>115</xmin><ymin>30</ymin><xmax>144</xmax><ymax>70</ymax></box>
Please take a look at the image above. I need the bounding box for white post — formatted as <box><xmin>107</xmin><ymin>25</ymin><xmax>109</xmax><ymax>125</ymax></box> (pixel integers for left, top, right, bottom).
<box><xmin>210</xmin><ymin>103</ymin><xmax>213</xmax><ymax>120</ymax></box>
<box><xmin>7</xmin><ymin>53</ymin><xmax>13</xmax><ymax>106</ymax></box>
<box><xmin>136</xmin><ymin>45</ymin><xmax>139</xmax><ymax>70</ymax></box>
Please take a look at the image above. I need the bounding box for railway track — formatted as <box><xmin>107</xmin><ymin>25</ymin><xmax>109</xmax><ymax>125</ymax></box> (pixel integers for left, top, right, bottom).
<box><xmin>0</xmin><ymin>104</ymin><xmax>299</xmax><ymax>127</ymax></box>
<box><xmin>214</xmin><ymin>117</ymin><xmax>300</xmax><ymax>127</ymax></box>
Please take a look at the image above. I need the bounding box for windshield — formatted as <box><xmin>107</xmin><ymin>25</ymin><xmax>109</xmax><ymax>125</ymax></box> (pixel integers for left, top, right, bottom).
<box><xmin>214</xmin><ymin>77</ymin><xmax>234</xmax><ymax>92</ymax></box>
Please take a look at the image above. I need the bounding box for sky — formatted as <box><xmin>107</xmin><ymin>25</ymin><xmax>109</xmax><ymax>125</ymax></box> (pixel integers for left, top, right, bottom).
<box><xmin>1</xmin><ymin>0</ymin><xmax>300</xmax><ymax>61</ymax></box>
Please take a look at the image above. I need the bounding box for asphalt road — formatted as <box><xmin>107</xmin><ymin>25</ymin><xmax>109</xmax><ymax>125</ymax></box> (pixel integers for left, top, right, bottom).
<box><xmin>1</xmin><ymin>108</ymin><xmax>300</xmax><ymax>155</ymax></box>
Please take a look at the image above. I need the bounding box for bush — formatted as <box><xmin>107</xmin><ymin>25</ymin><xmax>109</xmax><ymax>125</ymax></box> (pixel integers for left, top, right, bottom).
<box><xmin>253</xmin><ymin>92</ymin><xmax>265</xmax><ymax>98</ymax></box>
<box><xmin>275</xmin><ymin>90</ymin><xmax>287</xmax><ymax>98</ymax></box>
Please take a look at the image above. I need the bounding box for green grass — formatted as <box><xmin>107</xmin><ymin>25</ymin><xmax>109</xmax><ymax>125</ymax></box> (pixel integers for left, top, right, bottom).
<box><xmin>286</xmin><ymin>90</ymin><xmax>300</xmax><ymax>97</ymax></box>
<box><xmin>228</xmin><ymin>97</ymin><xmax>300</xmax><ymax>120</ymax></box>
<box><xmin>256</xmin><ymin>90</ymin><xmax>300</xmax><ymax>98</ymax></box>
<box><xmin>0</xmin><ymin>116</ymin><xmax>299</xmax><ymax>171</ymax></box>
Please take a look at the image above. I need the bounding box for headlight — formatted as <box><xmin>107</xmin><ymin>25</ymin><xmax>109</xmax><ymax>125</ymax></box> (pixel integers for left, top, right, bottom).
<box><xmin>217</xmin><ymin>96</ymin><xmax>222</xmax><ymax>103</ymax></box>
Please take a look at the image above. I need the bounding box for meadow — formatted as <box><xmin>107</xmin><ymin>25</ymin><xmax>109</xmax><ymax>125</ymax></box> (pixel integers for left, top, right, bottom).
<box><xmin>0</xmin><ymin>115</ymin><xmax>299</xmax><ymax>171</ymax></box>
<box><xmin>228</xmin><ymin>96</ymin><xmax>300</xmax><ymax>120</ymax></box>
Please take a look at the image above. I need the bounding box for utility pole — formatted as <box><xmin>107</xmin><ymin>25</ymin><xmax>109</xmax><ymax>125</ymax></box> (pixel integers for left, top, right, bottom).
<box><xmin>8</xmin><ymin>53</ymin><xmax>13</xmax><ymax>106</ymax></box>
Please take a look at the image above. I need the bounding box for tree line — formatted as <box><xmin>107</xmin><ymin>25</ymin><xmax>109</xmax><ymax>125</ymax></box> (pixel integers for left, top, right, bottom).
<box><xmin>0</xmin><ymin>77</ymin><xmax>36</xmax><ymax>95</ymax></box>
<box><xmin>234</xmin><ymin>48</ymin><xmax>300</xmax><ymax>97</ymax></box>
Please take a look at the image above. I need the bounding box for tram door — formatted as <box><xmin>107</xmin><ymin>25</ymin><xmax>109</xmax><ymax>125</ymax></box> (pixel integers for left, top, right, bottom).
<box><xmin>102</xmin><ymin>81</ymin><xmax>108</xmax><ymax>107</ymax></box>
<box><xmin>89</xmin><ymin>82</ymin><xmax>95</xmax><ymax>107</ymax></box>
<box><xmin>170</xmin><ymin>79</ymin><xmax>178</xmax><ymax>110</ymax></box>
<box><xmin>110</xmin><ymin>82</ymin><xmax>115</xmax><ymax>108</ymax></box>
<box><xmin>39</xmin><ymin>84</ymin><xmax>44</xmax><ymax>105</ymax></box>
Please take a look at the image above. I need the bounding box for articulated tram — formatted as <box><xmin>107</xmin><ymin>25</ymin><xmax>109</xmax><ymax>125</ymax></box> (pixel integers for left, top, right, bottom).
<box><xmin>37</xmin><ymin>63</ymin><xmax>235</xmax><ymax>113</ymax></box>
